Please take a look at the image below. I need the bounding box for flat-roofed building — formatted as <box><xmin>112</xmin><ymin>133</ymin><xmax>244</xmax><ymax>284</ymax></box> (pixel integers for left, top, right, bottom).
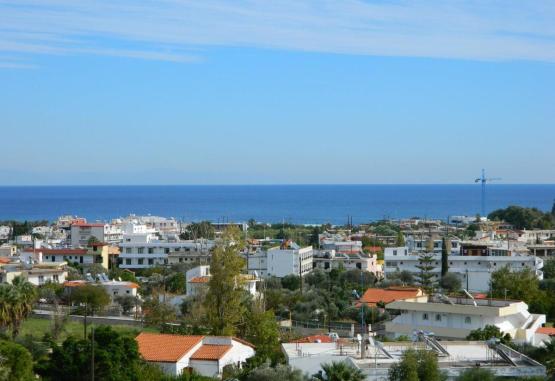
<box><xmin>384</xmin><ymin>295</ymin><xmax>546</xmax><ymax>345</ymax></box>
<box><xmin>282</xmin><ymin>338</ymin><xmax>546</xmax><ymax>380</ymax></box>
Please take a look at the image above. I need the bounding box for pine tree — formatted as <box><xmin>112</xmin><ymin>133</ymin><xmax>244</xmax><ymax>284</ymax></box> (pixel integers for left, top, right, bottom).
<box><xmin>415</xmin><ymin>252</ymin><xmax>436</xmax><ymax>291</ymax></box>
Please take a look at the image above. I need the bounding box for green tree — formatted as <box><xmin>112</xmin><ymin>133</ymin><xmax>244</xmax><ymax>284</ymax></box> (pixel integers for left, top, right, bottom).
<box><xmin>71</xmin><ymin>284</ymin><xmax>110</xmax><ymax>338</ymax></box>
<box><xmin>415</xmin><ymin>252</ymin><xmax>436</xmax><ymax>291</ymax></box>
<box><xmin>466</xmin><ymin>325</ymin><xmax>511</xmax><ymax>344</ymax></box>
<box><xmin>244</xmin><ymin>363</ymin><xmax>307</xmax><ymax>381</ymax></box>
<box><xmin>181</xmin><ymin>221</ymin><xmax>215</xmax><ymax>240</ymax></box>
<box><xmin>114</xmin><ymin>295</ymin><xmax>138</xmax><ymax>315</ymax></box>
<box><xmin>87</xmin><ymin>236</ymin><xmax>101</xmax><ymax>245</ymax></box>
<box><xmin>440</xmin><ymin>237</ymin><xmax>450</xmax><ymax>277</ymax></box>
<box><xmin>37</xmin><ymin>326</ymin><xmax>146</xmax><ymax>381</ymax></box>
<box><xmin>204</xmin><ymin>227</ymin><xmax>246</xmax><ymax>336</ymax></box>
<box><xmin>396</xmin><ymin>231</ymin><xmax>405</xmax><ymax>247</ymax></box>
<box><xmin>282</xmin><ymin>275</ymin><xmax>300</xmax><ymax>291</ymax></box>
<box><xmin>389</xmin><ymin>349</ymin><xmax>445</xmax><ymax>381</ymax></box>
<box><xmin>490</xmin><ymin>266</ymin><xmax>551</xmax><ymax>315</ymax></box>
<box><xmin>488</xmin><ymin>205</ymin><xmax>554</xmax><ymax>229</ymax></box>
<box><xmin>0</xmin><ymin>340</ymin><xmax>34</xmax><ymax>381</ymax></box>
<box><xmin>143</xmin><ymin>298</ymin><xmax>176</xmax><ymax>329</ymax></box>
<box><xmin>312</xmin><ymin>361</ymin><xmax>365</xmax><ymax>381</ymax></box>
<box><xmin>0</xmin><ymin>277</ymin><xmax>38</xmax><ymax>340</ymax></box>
<box><xmin>166</xmin><ymin>272</ymin><xmax>186</xmax><ymax>294</ymax></box>
<box><xmin>242</xmin><ymin>306</ymin><xmax>281</xmax><ymax>363</ymax></box>
<box><xmin>439</xmin><ymin>273</ymin><xmax>461</xmax><ymax>293</ymax></box>
<box><xmin>455</xmin><ymin>367</ymin><xmax>495</xmax><ymax>381</ymax></box>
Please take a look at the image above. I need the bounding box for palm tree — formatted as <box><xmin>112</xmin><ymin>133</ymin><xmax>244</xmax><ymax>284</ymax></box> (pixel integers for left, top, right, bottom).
<box><xmin>7</xmin><ymin>276</ymin><xmax>37</xmax><ymax>339</ymax></box>
<box><xmin>312</xmin><ymin>361</ymin><xmax>365</xmax><ymax>381</ymax></box>
<box><xmin>0</xmin><ymin>285</ymin><xmax>11</xmax><ymax>332</ymax></box>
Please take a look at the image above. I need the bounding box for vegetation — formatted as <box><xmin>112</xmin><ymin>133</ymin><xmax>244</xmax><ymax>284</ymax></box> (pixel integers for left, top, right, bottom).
<box><xmin>466</xmin><ymin>325</ymin><xmax>511</xmax><ymax>344</ymax></box>
<box><xmin>415</xmin><ymin>252</ymin><xmax>436</xmax><ymax>291</ymax></box>
<box><xmin>488</xmin><ymin>205</ymin><xmax>554</xmax><ymax>230</ymax></box>
<box><xmin>490</xmin><ymin>267</ymin><xmax>554</xmax><ymax>319</ymax></box>
<box><xmin>440</xmin><ymin>237</ymin><xmax>449</xmax><ymax>277</ymax></box>
<box><xmin>0</xmin><ymin>276</ymin><xmax>38</xmax><ymax>339</ymax></box>
<box><xmin>0</xmin><ymin>339</ymin><xmax>34</xmax><ymax>381</ymax></box>
<box><xmin>204</xmin><ymin>227</ymin><xmax>246</xmax><ymax>336</ymax></box>
<box><xmin>71</xmin><ymin>284</ymin><xmax>110</xmax><ymax>338</ymax></box>
<box><xmin>312</xmin><ymin>361</ymin><xmax>365</xmax><ymax>381</ymax></box>
<box><xmin>388</xmin><ymin>349</ymin><xmax>445</xmax><ymax>381</ymax></box>
<box><xmin>180</xmin><ymin>221</ymin><xmax>215</xmax><ymax>240</ymax></box>
<box><xmin>439</xmin><ymin>273</ymin><xmax>461</xmax><ymax>293</ymax></box>
<box><xmin>455</xmin><ymin>368</ymin><xmax>495</xmax><ymax>381</ymax></box>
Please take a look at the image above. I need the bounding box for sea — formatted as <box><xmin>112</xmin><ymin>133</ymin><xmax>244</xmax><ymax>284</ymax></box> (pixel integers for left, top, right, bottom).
<box><xmin>0</xmin><ymin>185</ymin><xmax>554</xmax><ymax>225</ymax></box>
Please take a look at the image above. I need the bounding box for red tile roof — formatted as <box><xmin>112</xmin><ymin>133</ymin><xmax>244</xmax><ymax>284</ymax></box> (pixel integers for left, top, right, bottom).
<box><xmin>536</xmin><ymin>327</ymin><xmax>555</xmax><ymax>336</ymax></box>
<box><xmin>63</xmin><ymin>280</ymin><xmax>87</xmax><ymax>288</ymax></box>
<box><xmin>291</xmin><ymin>335</ymin><xmax>333</xmax><ymax>343</ymax></box>
<box><xmin>188</xmin><ymin>276</ymin><xmax>210</xmax><ymax>283</ymax></box>
<box><xmin>136</xmin><ymin>333</ymin><xmax>204</xmax><ymax>362</ymax></box>
<box><xmin>357</xmin><ymin>287</ymin><xmax>423</xmax><ymax>307</ymax></box>
<box><xmin>72</xmin><ymin>222</ymin><xmax>106</xmax><ymax>228</ymax></box>
<box><xmin>24</xmin><ymin>248</ymin><xmax>88</xmax><ymax>255</ymax></box>
<box><xmin>190</xmin><ymin>345</ymin><xmax>231</xmax><ymax>361</ymax></box>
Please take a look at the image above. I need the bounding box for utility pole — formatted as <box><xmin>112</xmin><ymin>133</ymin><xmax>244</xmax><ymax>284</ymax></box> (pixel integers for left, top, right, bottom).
<box><xmin>91</xmin><ymin>323</ymin><xmax>95</xmax><ymax>381</ymax></box>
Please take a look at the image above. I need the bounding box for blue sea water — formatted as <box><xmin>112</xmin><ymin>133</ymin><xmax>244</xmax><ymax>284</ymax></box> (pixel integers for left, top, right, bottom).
<box><xmin>0</xmin><ymin>185</ymin><xmax>553</xmax><ymax>225</ymax></box>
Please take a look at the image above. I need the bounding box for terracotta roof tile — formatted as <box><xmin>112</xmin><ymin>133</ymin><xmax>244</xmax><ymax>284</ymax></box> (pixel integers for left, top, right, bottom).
<box><xmin>188</xmin><ymin>276</ymin><xmax>210</xmax><ymax>284</ymax></box>
<box><xmin>291</xmin><ymin>335</ymin><xmax>333</xmax><ymax>343</ymax></box>
<box><xmin>24</xmin><ymin>248</ymin><xmax>88</xmax><ymax>255</ymax></box>
<box><xmin>190</xmin><ymin>345</ymin><xmax>231</xmax><ymax>361</ymax></box>
<box><xmin>357</xmin><ymin>287</ymin><xmax>422</xmax><ymax>307</ymax></box>
<box><xmin>536</xmin><ymin>327</ymin><xmax>555</xmax><ymax>336</ymax></box>
<box><xmin>136</xmin><ymin>333</ymin><xmax>204</xmax><ymax>362</ymax></box>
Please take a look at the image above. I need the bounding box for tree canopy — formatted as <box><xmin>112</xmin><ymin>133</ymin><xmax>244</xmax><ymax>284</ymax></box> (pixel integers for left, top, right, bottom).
<box><xmin>488</xmin><ymin>205</ymin><xmax>554</xmax><ymax>230</ymax></box>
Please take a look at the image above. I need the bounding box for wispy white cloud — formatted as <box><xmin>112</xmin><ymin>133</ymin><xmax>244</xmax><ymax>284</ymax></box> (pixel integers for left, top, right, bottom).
<box><xmin>0</xmin><ymin>0</ymin><xmax>554</xmax><ymax>66</ymax></box>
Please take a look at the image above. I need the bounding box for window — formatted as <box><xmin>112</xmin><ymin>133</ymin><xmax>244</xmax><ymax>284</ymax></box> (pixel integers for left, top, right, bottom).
<box><xmin>38</xmin><ymin>275</ymin><xmax>44</xmax><ymax>284</ymax></box>
<box><xmin>148</xmin><ymin>248</ymin><xmax>154</xmax><ymax>254</ymax></box>
<box><xmin>138</xmin><ymin>247</ymin><xmax>144</xmax><ymax>254</ymax></box>
<box><xmin>393</xmin><ymin>250</ymin><xmax>397</xmax><ymax>256</ymax></box>
<box><xmin>148</xmin><ymin>258</ymin><xmax>154</xmax><ymax>265</ymax></box>
<box><xmin>464</xmin><ymin>316</ymin><xmax>471</xmax><ymax>324</ymax></box>
<box><xmin>53</xmin><ymin>275</ymin><xmax>59</xmax><ymax>282</ymax></box>
<box><xmin>165</xmin><ymin>248</ymin><xmax>170</xmax><ymax>254</ymax></box>
<box><xmin>125</xmin><ymin>259</ymin><xmax>131</xmax><ymax>265</ymax></box>
<box><xmin>125</xmin><ymin>248</ymin><xmax>131</xmax><ymax>254</ymax></box>
<box><xmin>423</xmin><ymin>313</ymin><xmax>429</xmax><ymax>320</ymax></box>
<box><xmin>435</xmin><ymin>314</ymin><xmax>442</xmax><ymax>322</ymax></box>
<box><xmin>138</xmin><ymin>258</ymin><xmax>144</xmax><ymax>265</ymax></box>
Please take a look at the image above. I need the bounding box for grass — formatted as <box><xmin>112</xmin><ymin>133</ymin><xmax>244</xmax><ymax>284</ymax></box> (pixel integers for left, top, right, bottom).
<box><xmin>20</xmin><ymin>317</ymin><xmax>158</xmax><ymax>343</ymax></box>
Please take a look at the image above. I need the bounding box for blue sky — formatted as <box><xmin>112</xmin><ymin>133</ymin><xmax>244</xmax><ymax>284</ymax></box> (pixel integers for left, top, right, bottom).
<box><xmin>1</xmin><ymin>0</ymin><xmax>554</xmax><ymax>185</ymax></box>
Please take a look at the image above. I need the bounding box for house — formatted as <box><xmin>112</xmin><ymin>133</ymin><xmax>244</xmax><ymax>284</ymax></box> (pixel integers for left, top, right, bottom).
<box><xmin>0</xmin><ymin>257</ymin><xmax>67</xmax><ymax>285</ymax></box>
<box><xmin>22</xmin><ymin>244</ymin><xmax>111</xmax><ymax>269</ymax></box>
<box><xmin>282</xmin><ymin>338</ymin><xmax>546</xmax><ymax>380</ymax></box>
<box><xmin>383</xmin><ymin>246</ymin><xmax>543</xmax><ymax>292</ymax></box>
<box><xmin>535</xmin><ymin>327</ymin><xmax>555</xmax><ymax>347</ymax></box>
<box><xmin>0</xmin><ymin>244</ymin><xmax>17</xmax><ymax>257</ymax></box>
<box><xmin>313</xmin><ymin>249</ymin><xmax>382</xmax><ymax>276</ymax></box>
<box><xmin>119</xmin><ymin>224</ymin><xmax>214</xmax><ymax>269</ymax></box>
<box><xmin>136</xmin><ymin>333</ymin><xmax>255</xmax><ymax>378</ymax></box>
<box><xmin>247</xmin><ymin>241</ymin><xmax>313</xmax><ymax>278</ymax></box>
<box><xmin>185</xmin><ymin>265</ymin><xmax>259</xmax><ymax>297</ymax></box>
<box><xmin>356</xmin><ymin>286</ymin><xmax>424</xmax><ymax>307</ymax></box>
<box><xmin>384</xmin><ymin>294</ymin><xmax>546</xmax><ymax>345</ymax></box>
<box><xmin>70</xmin><ymin>222</ymin><xmax>108</xmax><ymax>248</ymax></box>
<box><xmin>63</xmin><ymin>279</ymin><xmax>139</xmax><ymax>301</ymax></box>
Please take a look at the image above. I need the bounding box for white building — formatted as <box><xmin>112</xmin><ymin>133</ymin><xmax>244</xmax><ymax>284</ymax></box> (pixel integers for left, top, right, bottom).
<box><xmin>384</xmin><ymin>247</ymin><xmax>543</xmax><ymax>292</ymax></box>
<box><xmin>384</xmin><ymin>294</ymin><xmax>546</xmax><ymax>345</ymax></box>
<box><xmin>247</xmin><ymin>242</ymin><xmax>313</xmax><ymax>278</ymax></box>
<box><xmin>136</xmin><ymin>333</ymin><xmax>255</xmax><ymax>378</ymax></box>
<box><xmin>0</xmin><ymin>244</ymin><xmax>17</xmax><ymax>257</ymax></box>
<box><xmin>282</xmin><ymin>338</ymin><xmax>545</xmax><ymax>380</ymax></box>
<box><xmin>119</xmin><ymin>227</ymin><xmax>214</xmax><ymax>269</ymax></box>
<box><xmin>185</xmin><ymin>265</ymin><xmax>259</xmax><ymax>297</ymax></box>
<box><xmin>312</xmin><ymin>249</ymin><xmax>382</xmax><ymax>276</ymax></box>
<box><xmin>405</xmin><ymin>236</ymin><xmax>461</xmax><ymax>255</ymax></box>
<box><xmin>70</xmin><ymin>222</ymin><xmax>107</xmax><ymax>248</ymax></box>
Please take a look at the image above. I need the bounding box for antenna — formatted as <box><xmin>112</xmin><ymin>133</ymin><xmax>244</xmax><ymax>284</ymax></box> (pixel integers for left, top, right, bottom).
<box><xmin>474</xmin><ymin>169</ymin><xmax>501</xmax><ymax>217</ymax></box>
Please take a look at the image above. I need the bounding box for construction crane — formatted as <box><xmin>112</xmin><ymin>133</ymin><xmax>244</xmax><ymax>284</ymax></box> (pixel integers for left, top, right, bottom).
<box><xmin>475</xmin><ymin>169</ymin><xmax>501</xmax><ymax>218</ymax></box>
